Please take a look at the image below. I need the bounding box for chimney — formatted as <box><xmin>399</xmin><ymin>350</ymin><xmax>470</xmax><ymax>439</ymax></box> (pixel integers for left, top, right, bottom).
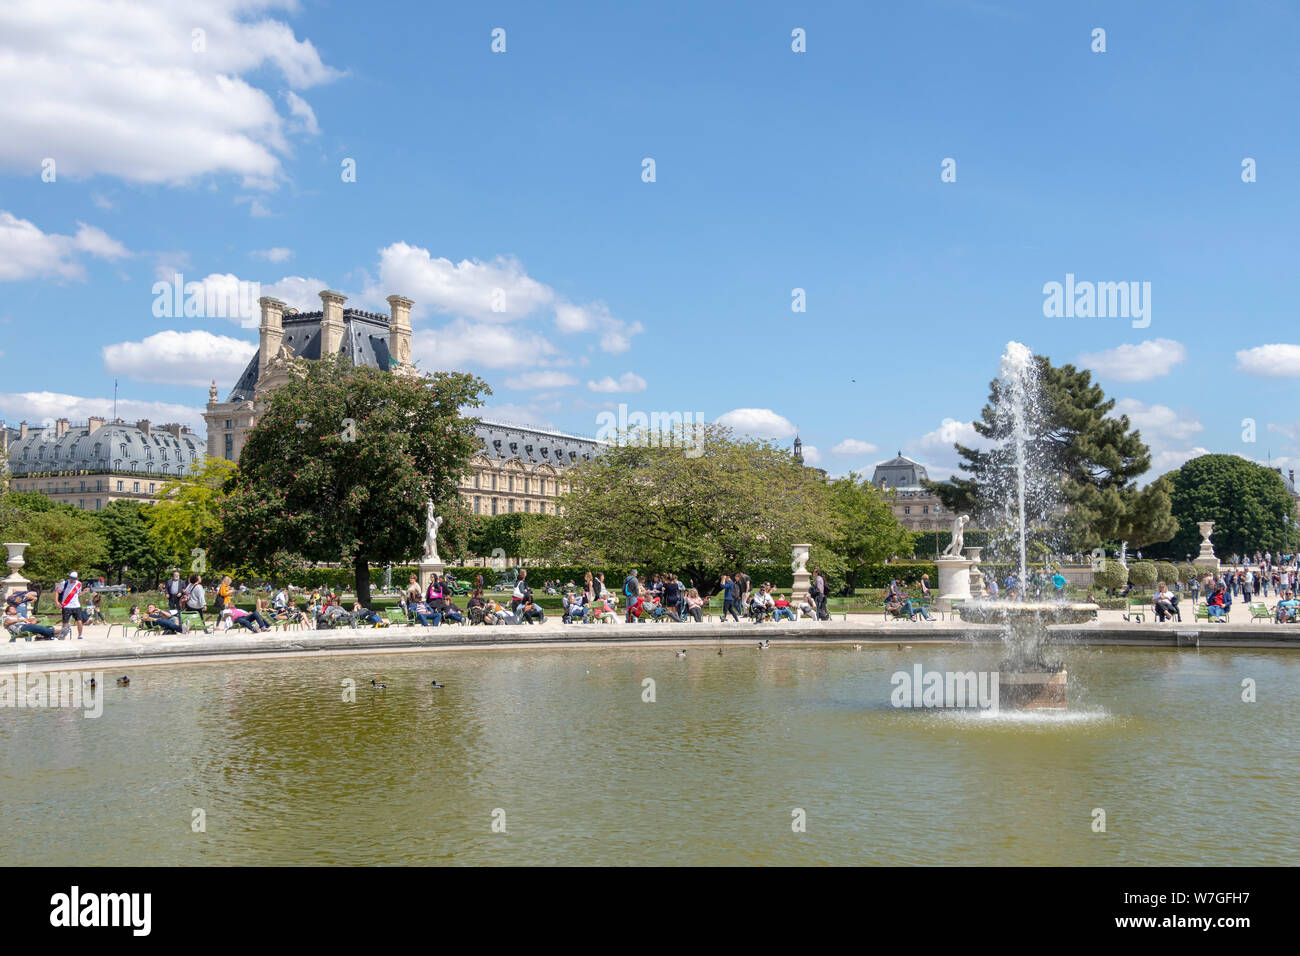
<box><xmin>88</xmin><ymin>415</ymin><xmax>105</xmax><ymax>432</ymax></box>
<box><xmin>1291</xmin><ymin>469</ymin><xmax>1296</xmax><ymax>485</ymax></box>
<box><xmin>19</xmin><ymin>421</ymin><xmax>27</xmax><ymax>439</ymax></box>
<box><xmin>160</xmin><ymin>423</ymin><xmax>185</xmax><ymax>438</ymax></box>
<box><xmin>386</xmin><ymin>294</ymin><xmax>413</xmax><ymax>368</ymax></box>
<box><xmin>54</xmin><ymin>417</ymin><xmax>69</xmax><ymax>438</ymax></box>
<box><xmin>136</xmin><ymin>419</ymin><xmax>151</xmax><ymax>437</ymax></box>
<box><xmin>257</xmin><ymin>296</ymin><xmax>286</xmax><ymax>378</ymax></box>
<box><xmin>319</xmin><ymin>290</ymin><xmax>347</xmax><ymax>356</ymax></box>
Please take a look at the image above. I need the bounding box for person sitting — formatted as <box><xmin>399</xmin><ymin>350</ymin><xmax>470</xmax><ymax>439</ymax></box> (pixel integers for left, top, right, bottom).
<box><xmin>626</xmin><ymin>593</ymin><xmax>647</xmax><ymax>622</ymax></box>
<box><xmin>593</xmin><ymin>592</ymin><xmax>618</xmax><ymax>624</ymax></box>
<box><xmin>142</xmin><ymin>603</ymin><xmax>184</xmax><ymax>635</ymax></box>
<box><xmin>796</xmin><ymin>596</ymin><xmax>817</xmax><ymax>619</ymax></box>
<box><xmin>466</xmin><ymin>589</ymin><xmax>488</xmax><ymax>625</ymax></box>
<box><xmin>411</xmin><ymin>600</ymin><xmax>441</xmax><ymax>626</ymax></box>
<box><xmin>749</xmin><ymin>586</ymin><xmax>775</xmax><ymax>622</ymax></box>
<box><xmin>884</xmin><ymin>591</ymin><xmax>907</xmax><ymax>619</ymax></box>
<box><xmin>441</xmin><ymin>599</ymin><xmax>465</xmax><ymax>625</ymax></box>
<box><xmin>5</xmin><ymin>592</ymin><xmax>56</xmax><ymax>641</ymax></box>
<box><xmin>486</xmin><ymin>598</ymin><xmax>517</xmax><ymax>625</ymax></box>
<box><xmin>684</xmin><ymin>589</ymin><xmax>705</xmax><ymax>622</ymax></box>
<box><xmin>1154</xmin><ymin>582</ymin><xmax>1180</xmax><ymax>622</ymax></box>
<box><xmin>128</xmin><ymin>604</ymin><xmax>142</xmax><ymax>626</ymax></box>
<box><xmin>317</xmin><ymin>602</ymin><xmax>354</xmax><ymax>628</ymax></box>
<box><xmin>772</xmin><ymin>593</ymin><xmax>796</xmax><ymax>622</ymax></box>
<box><xmin>1274</xmin><ymin>590</ymin><xmax>1298</xmax><ymax>623</ymax></box>
<box><xmin>351</xmin><ymin>603</ymin><xmax>387</xmax><ymax>628</ymax></box>
<box><xmin>520</xmin><ymin>595</ymin><xmax>545</xmax><ymax>624</ymax></box>
<box><xmin>563</xmin><ymin>592</ymin><xmax>587</xmax><ymax>623</ymax></box>
<box><xmin>1206</xmin><ymin>585</ymin><xmax>1228</xmax><ymax>621</ymax></box>
<box><xmin>902</xmin><ymin>589</ymin><xmax>934</xmax><ymax>621</ymax></box>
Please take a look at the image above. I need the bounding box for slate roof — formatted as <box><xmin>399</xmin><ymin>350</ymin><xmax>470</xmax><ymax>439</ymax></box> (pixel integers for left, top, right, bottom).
<box><xmin>227</xmin><ymin>309</ymin><xmax>394</xmax><ymax>402</ymax></box>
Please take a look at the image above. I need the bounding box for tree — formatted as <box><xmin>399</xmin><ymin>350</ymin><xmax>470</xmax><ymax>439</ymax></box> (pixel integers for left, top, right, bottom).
<box><xmin>1128</xmin><ymin>560</ymin><xmax>1157</xmax><ymax>590</ymax></box>
<box><xmin>522</xmin><ymin>423</ymin><xmax>840</xmax><ymax>596</ymax></box>
<box><xmin>8</xmin><ymin>508</ymin><xmax>108</xmax><ymax>588</ymax></box>
<box><xmin>928</xmin><ymin>354</ymin><xmax>1176</xmax><ymax>553</ymax></box>
<box><xmin>94</xmin><ymin>500</ymin><xmax>168</xmax><ymax>587</ymax></box>
<box><xmin>469</xmin><ymin>512</ymin><xmax>527</xmax><ymax>559</ymax></box>
<box><xmin>1149</xmin><ymin>454</ymin><xmax>1300</xmax><ymax>560</ymax></box>
<box><xmin>825</xmin><ymin>474</ymin><xmax>914</xmax><ymax>591</ymax></box>
<box><xmin>147</xmin><ymin>457</ymin><xmax>237</xmax><ymax>572</ymax></box>
<box><xmin>1094</xmin><ymin>559</ymin><xmax>1128</xmax><ymax>595</ymax></box>
<box><xmin>215</xmin><ymin>355</ymin><xmax>489</xmax><ymax>605</ymax></box>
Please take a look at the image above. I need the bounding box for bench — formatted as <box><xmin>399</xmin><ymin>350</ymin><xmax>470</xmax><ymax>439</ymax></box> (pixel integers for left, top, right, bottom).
<box><xmin>1195</xmin><ymin>604</ymin><xmax>1230</xmax><ymax>623</ymax></box>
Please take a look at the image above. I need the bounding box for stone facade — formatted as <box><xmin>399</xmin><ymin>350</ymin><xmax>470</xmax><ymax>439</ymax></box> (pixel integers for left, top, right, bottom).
<box><xmin>3</xmin><ymin>417</ymin><xmax>204</xmax><ymax>509</ymax></box>
<box><xmin>870</xmin><ymin>452</ymin><xmax>956</xmax><ymax>531</ymax></box>
<box><xmin>204</xmin><ymin>289</ymin><xmax>602</xmax><ymax>514</ymax></box>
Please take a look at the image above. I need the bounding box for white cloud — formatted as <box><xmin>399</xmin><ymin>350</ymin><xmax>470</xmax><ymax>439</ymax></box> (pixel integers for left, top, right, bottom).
<box><xmin>237</xmin><ymin>196</ymin><xmax>273</xmax><ymax>218</ymax></box>
<box><xmin>1235</xmin><ymin>344</ymin><xmax>1300</xmax><ymax>378</ymax></box>
<box><xmin>1113</xmin><ymin>398</ymin><xmax>1204</xmax><ymax>443</ymax></box>
<box><xmin>259</xmin><ymin>275</ymin><xmax>331</xmax><ymax>314</ymax></box>
<box><xmin>364</xmin><ymin>242</ymin><xmax>642</xmax><ymax>351</ymax></box>
<box><xmin>832</xmin><ymin>438</ymin><xmax>878</xmax><ymax>456</ymax></box>
<box><xmin>1078</xmin><ymin>338</ymin><xmax>1187</xmax><ymax>382</ymax></box>
<box><xmin>413</xmin><ymin>319</ymin><xmax>557</xmax><ymax>371</ymax></box>
<box><xmin>476</xmin><ymin>403</ymin><xmax>560</xmax><ymax>430</ymax></box>
<box><xmin>1151</xmin><ymin>446</ymin><xmax>1212</xmax><ymax>476</ymax></box>
<box><xmin>505</xmin><ymin>371</ymin><xmax>579</xmax><ymax>390</ymax></box>
<box><xmin>251</xmin><ymin>247</ymin><xmax>293</xmax><ymax>263</ymax></box>
<box><xmin>103</xmin><ymin>330</ymin><xmax>256</xmax><ymax>388</ymax></box>
<box><xmin>716</xmin><ymin>408</ymin><xmax>797</xmax><ymax>440</ymax></box>
<box><xmin>800</xmin><ymin>444</ymin><xmax>822</xmax><ymax>466</ymax></box>
<box><xmin>0</xmin><ymin>391</ymin><xmax>205</xmax><ymax>433</ymax></box>
<box><xmin>587</xmin><ymin>372</ymin><xmax>648</xmax><ymax>393</ymax></box>
<box><xmin>283</xmin><ymin>90</ymin><xmax>319</xmax><ymax>135</ymax></box>
<box><xmin>0</xmin><ymin>0</ymin><xmax>339</xmax><ymax>187</ymax></box>
<box><xmin>0</xmin><ymin>211</ymin><xmax>131</xmax><ymax>281</ymax></box>
<box><xmin>904</xmin><ymin>417</ymin><xmax>989</xmax><ymax>478</ymax></box>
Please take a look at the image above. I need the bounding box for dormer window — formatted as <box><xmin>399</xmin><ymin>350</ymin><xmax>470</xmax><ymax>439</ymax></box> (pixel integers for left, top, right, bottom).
<box><xmin>509</xmin><ymin>442</ymin><xmax>518</xmax><ymax>454</ymax></box>
<box><xmin>541</xmin><ymin>447</ymin><xmax>549</xmax><ymax>457</ymax></box>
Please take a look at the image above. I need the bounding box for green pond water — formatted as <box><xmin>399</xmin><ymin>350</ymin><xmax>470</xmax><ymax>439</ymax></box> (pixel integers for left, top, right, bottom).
<box><xmin>1</xmin><ymin>644</ymin><xmax>1296</xmax><ymax>865</ymax></box>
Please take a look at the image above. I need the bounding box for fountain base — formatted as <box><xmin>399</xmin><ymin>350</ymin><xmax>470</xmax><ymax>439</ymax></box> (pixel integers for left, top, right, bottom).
<box><xmin>999</xmin><ymin>663</ymin><xmax>1068</xmax><ymax>710</ymax></box>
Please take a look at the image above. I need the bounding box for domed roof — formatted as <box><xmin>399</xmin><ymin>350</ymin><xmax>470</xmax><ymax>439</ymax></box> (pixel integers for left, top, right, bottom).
<box><xmin>7</xmin><ymin>421</ymin><xmax>203</xmax><ymax>477</ymax></box>
<box><xmin>870</xmin><ymin>451</ymin><xmax>930</xmax><ymax>490</ymax></box>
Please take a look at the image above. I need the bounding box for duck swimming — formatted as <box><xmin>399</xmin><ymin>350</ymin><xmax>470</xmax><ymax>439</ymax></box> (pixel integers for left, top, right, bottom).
<box><xmin>115</xmin><ymin>676</ymin><xmax>130</xmax><ymax>686</ymax></box>
<box><xmin>430</xmin><ymin>680</ymin><xmax>446</xmax><ymax>689</ymax></box>
<box><xmin>87</xmin><ymin>677</ymin><xmax>97</xmax><ymax>688</ymax></box>
<box><xmin>757</xmin><ymin>640</ymin><xmax>770</xmax><ymax>649</ymax></box>
<box><xmin>370</xmin><ymin>679</ymin><xmax>387</xmax><ymax>689</ymax></box>
<box><xmin>675</xmin><ymin>649</ymin><xmax>687</xmax><ymax>658</ymax></box>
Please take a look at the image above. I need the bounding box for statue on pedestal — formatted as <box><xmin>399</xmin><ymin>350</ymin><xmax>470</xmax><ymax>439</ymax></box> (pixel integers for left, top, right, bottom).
<box><xmin>941</xmin><ymin>515</ymin><xmax>969</xmax><ymax>557</ymax></box>
<box><xmin>423</xmin><ymin>500</ymin><xmax>442</xmax><ymax>563</ymax></box>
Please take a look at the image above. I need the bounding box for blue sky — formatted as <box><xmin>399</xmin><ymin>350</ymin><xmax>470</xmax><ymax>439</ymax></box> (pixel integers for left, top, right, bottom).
<box><xmin>2</xmin><ymin>0</ymin><xmax>1298</xmax><ymax>481</ymax></box>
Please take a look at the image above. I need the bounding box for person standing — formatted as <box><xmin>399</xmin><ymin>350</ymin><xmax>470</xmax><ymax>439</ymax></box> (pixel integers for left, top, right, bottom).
<box><xmin>720</xmin><ymin>574</ymin><xmax>739</xmax><ymax>622</ymax></box>
<box><xmin>184</xmin><ymin>574</ymin><xmax>209</xmax><ymax>629</ymax></box>
<box><xmin>812</xmin><ymin>568</ymin><xmax>828</xmax><ymax>620</ymax></box>
<box><xmin>733</xmin><ymin>570</ymin><xmax>752</xmax><ymax>615</ymax></box>
<box><xmin>217</xmin><ymin>575</ymin><xmax>233</xmax><ymax>612</ymax></box>
<box><xmin>55</xmin><ymin>570</ymin><xmax>87</xmax><ymax>640</ymax></box>
<box><xmin>623</xmin><ymin>569</ymin><xmax>640</xmax><ymax>623</ymax></box>
<box><xmin>512</xmin><ymin>569</ymin><xmax>530</xmax><ymax>613</ymax></box>
<box><xmin>166</xmin><ymin>570</ymin><xmax>183</xmax><ymax>613</ymax></box>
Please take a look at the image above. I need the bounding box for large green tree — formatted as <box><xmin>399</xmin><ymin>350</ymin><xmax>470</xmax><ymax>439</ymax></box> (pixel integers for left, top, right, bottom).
<box><xmin>8</xmin><ymin>508</ymin><xmax>108</xmax><ymax>588</ymax></box>
<box><xmin>147</xmin><ymin>457</ymin><xmax>237</xmax><ymax>571</ymax></box>
<box><xmin>1147</xmin><ymin>454</ymin><xmax>1299</xmax><ymax>560</ymax></box>
<box><xmin>94</xmin><ymin>500</ymin><xmax>168</xmax><ymax>587</ymax></box>
<box><xmin>825</xmin><ymin>474</ymin><xmax>914</xmax><ymax>590</ymax></box>
<box><xmin>215</xmin><ymin>355</ymin><xmax>488</xmax><ymax>605</ymax></box>
<box><xmin>928</xmin><ymin>354</ymin><xmax>1176</xmax><ymax>552</ymax></box>
<box><xmin>522</xmin><ymin>423</ymin><xmax>839</xmax><ymax>596</ymax></box>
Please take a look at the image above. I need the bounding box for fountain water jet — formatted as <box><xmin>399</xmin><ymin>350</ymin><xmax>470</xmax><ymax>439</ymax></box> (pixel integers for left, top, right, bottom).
<box><xmin>953</xmin><ymin>342</ymin><xmax>1098</xmax><ymax>709</ymax></box>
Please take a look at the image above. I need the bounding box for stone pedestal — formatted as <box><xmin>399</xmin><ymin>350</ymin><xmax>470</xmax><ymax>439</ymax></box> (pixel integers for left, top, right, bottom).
<box><xmin>1000</xmin><ymin>668</ymin><xmax>1068</xmax><ymax>710</ymax></box>
<box><xmin>2</xmin><ymin>542</ymin><xmax>31</xmax><ymax>601</ymax></box>
<box><xmin>791</xmin><ymin>543</ymin><xmax>811</xmax><ymax>599</ymax></box>
<box><xmin>965</xmin><ymin>547</ymin><xmax>985</xmax><ymax>599</ymax></box>
<box><xmin>1193</xmin><ymin>520</ymin><xmax>1220</xmax><ymax>570</ymax></box>
<box><xmin>418</xmin><ymin>559</ymin><xmax>445</xmax><ymax>592</ymax></box>
<box><xmin>935</xmin><ymin>555</ymin><xmax>973</xmax><ymax>612</ymax></box>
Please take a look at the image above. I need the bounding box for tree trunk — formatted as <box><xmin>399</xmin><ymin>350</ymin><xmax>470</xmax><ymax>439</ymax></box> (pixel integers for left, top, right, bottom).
<box><xmin>354</xmin><ymin>555</ymin><xmax>372</xmax><ymax>607</ymax></box>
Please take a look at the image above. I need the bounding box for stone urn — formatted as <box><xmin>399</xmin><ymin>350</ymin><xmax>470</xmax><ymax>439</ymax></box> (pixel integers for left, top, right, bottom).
<box><xmin>2</xmin><ymin>542</ymin><xmax>31</xmax><ymax>599</ymax></box>
<box><xmin>791</xmin><ymin>544</ymin><xmax>812</xmax><ymax>598</ymax></box>
<box><xmin>1193</xmin><ymin>521</ymin><xmax>1220</xmax><ymax>569</ymax></box>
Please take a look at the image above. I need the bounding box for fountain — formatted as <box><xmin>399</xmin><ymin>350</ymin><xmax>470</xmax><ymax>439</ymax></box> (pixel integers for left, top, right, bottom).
<box><xmin>954</xmin><ymin>342</ymin><xmax>1098</xmax><ymax>709</ymax></box>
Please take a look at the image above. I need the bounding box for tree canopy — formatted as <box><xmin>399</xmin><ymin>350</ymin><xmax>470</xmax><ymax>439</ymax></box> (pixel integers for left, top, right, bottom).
<box><xmin>521</xmin><ymin>424</ymin><xmax>898</xmax><ymax>595</ymax></box>
<box><xmin>929</xmin><ymin>353</ymin><xmax>1175</xmax><ymax>553</ymax></box>
<box><xmin>215</xmin><ymin>355</ymin><xmax>489</xmax><ymax>604</ymax></box>
<box><xmin>1147</xmin><ymin>454</ymin><xmax>1299</xmax><ymax>559</ymax></box>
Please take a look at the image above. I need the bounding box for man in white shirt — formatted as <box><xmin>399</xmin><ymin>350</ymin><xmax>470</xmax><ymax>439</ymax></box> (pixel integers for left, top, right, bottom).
<box><xmin>55</xmin><ymin>570</ymin><xmax>87</xmax><ymax>640</ymax></box>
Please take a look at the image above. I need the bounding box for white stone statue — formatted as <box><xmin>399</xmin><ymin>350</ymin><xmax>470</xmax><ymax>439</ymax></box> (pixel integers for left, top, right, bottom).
<box><xmin>791</xmin><ymin>544</ymin><xmax>810</xmax><ymax>575</ymax></box>
<box><xmin>941</xmin><ymin>515</ymin><xmax>969</xmax><ymax>557</ymax></box>
<box><xmin>423</xmin><ymin>500</ymin><xmax>442</xmax><ymax>562</ymax></box>
<box><xmin>1118</xmin><ymin>541</ymin><xmax>1128</xmax><ymax>567</ymax></box>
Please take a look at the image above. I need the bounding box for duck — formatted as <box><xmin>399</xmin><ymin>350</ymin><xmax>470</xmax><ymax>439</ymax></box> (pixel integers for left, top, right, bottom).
<box><xmin>87</xmin><ymin>677</ymin><xmax>97</xmax><ymax>688</ymax></box>
<box><xmin>370</xmin><ymin>679</ymin><xmax>387</xmax><ymax>689</ymax></box>
<box><xmin>852</xmin><ymin>644</ymin><xmax>862</xmax><ymax>651</ymax></box>
<box><xmin>897</xmin><ymin>644</ymin><xmax>912</xmax><ymax>651</ymax></box>
<box><xmin>430</xmin><ymin>680</ymin><xmax>446</xmax><ymax>689</ymax></box>
<box><xmin>757</xmin><ymin>640</ymin><xmax>770</xmax><ymax>649</ymax></box>
<box><xmin>675</xmin><ymin>649</ymin><xmax>687</xmax><ymax>658</ymax></box>
<box><xmin>115</xmin><ymin>676</ymin><xmax>130</xmax><ymax>686</ymax></box>
<box><xmin>717</xmin><ymin>648</ymin><xmax>723</xmax><ymax>656</ymax></box>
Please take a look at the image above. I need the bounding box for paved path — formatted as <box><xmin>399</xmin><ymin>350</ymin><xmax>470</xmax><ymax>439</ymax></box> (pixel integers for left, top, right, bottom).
<box><xmin>2</xmin><ymin>608</ymin><xmax>1297</xmax><ymax>672</ymax></box>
